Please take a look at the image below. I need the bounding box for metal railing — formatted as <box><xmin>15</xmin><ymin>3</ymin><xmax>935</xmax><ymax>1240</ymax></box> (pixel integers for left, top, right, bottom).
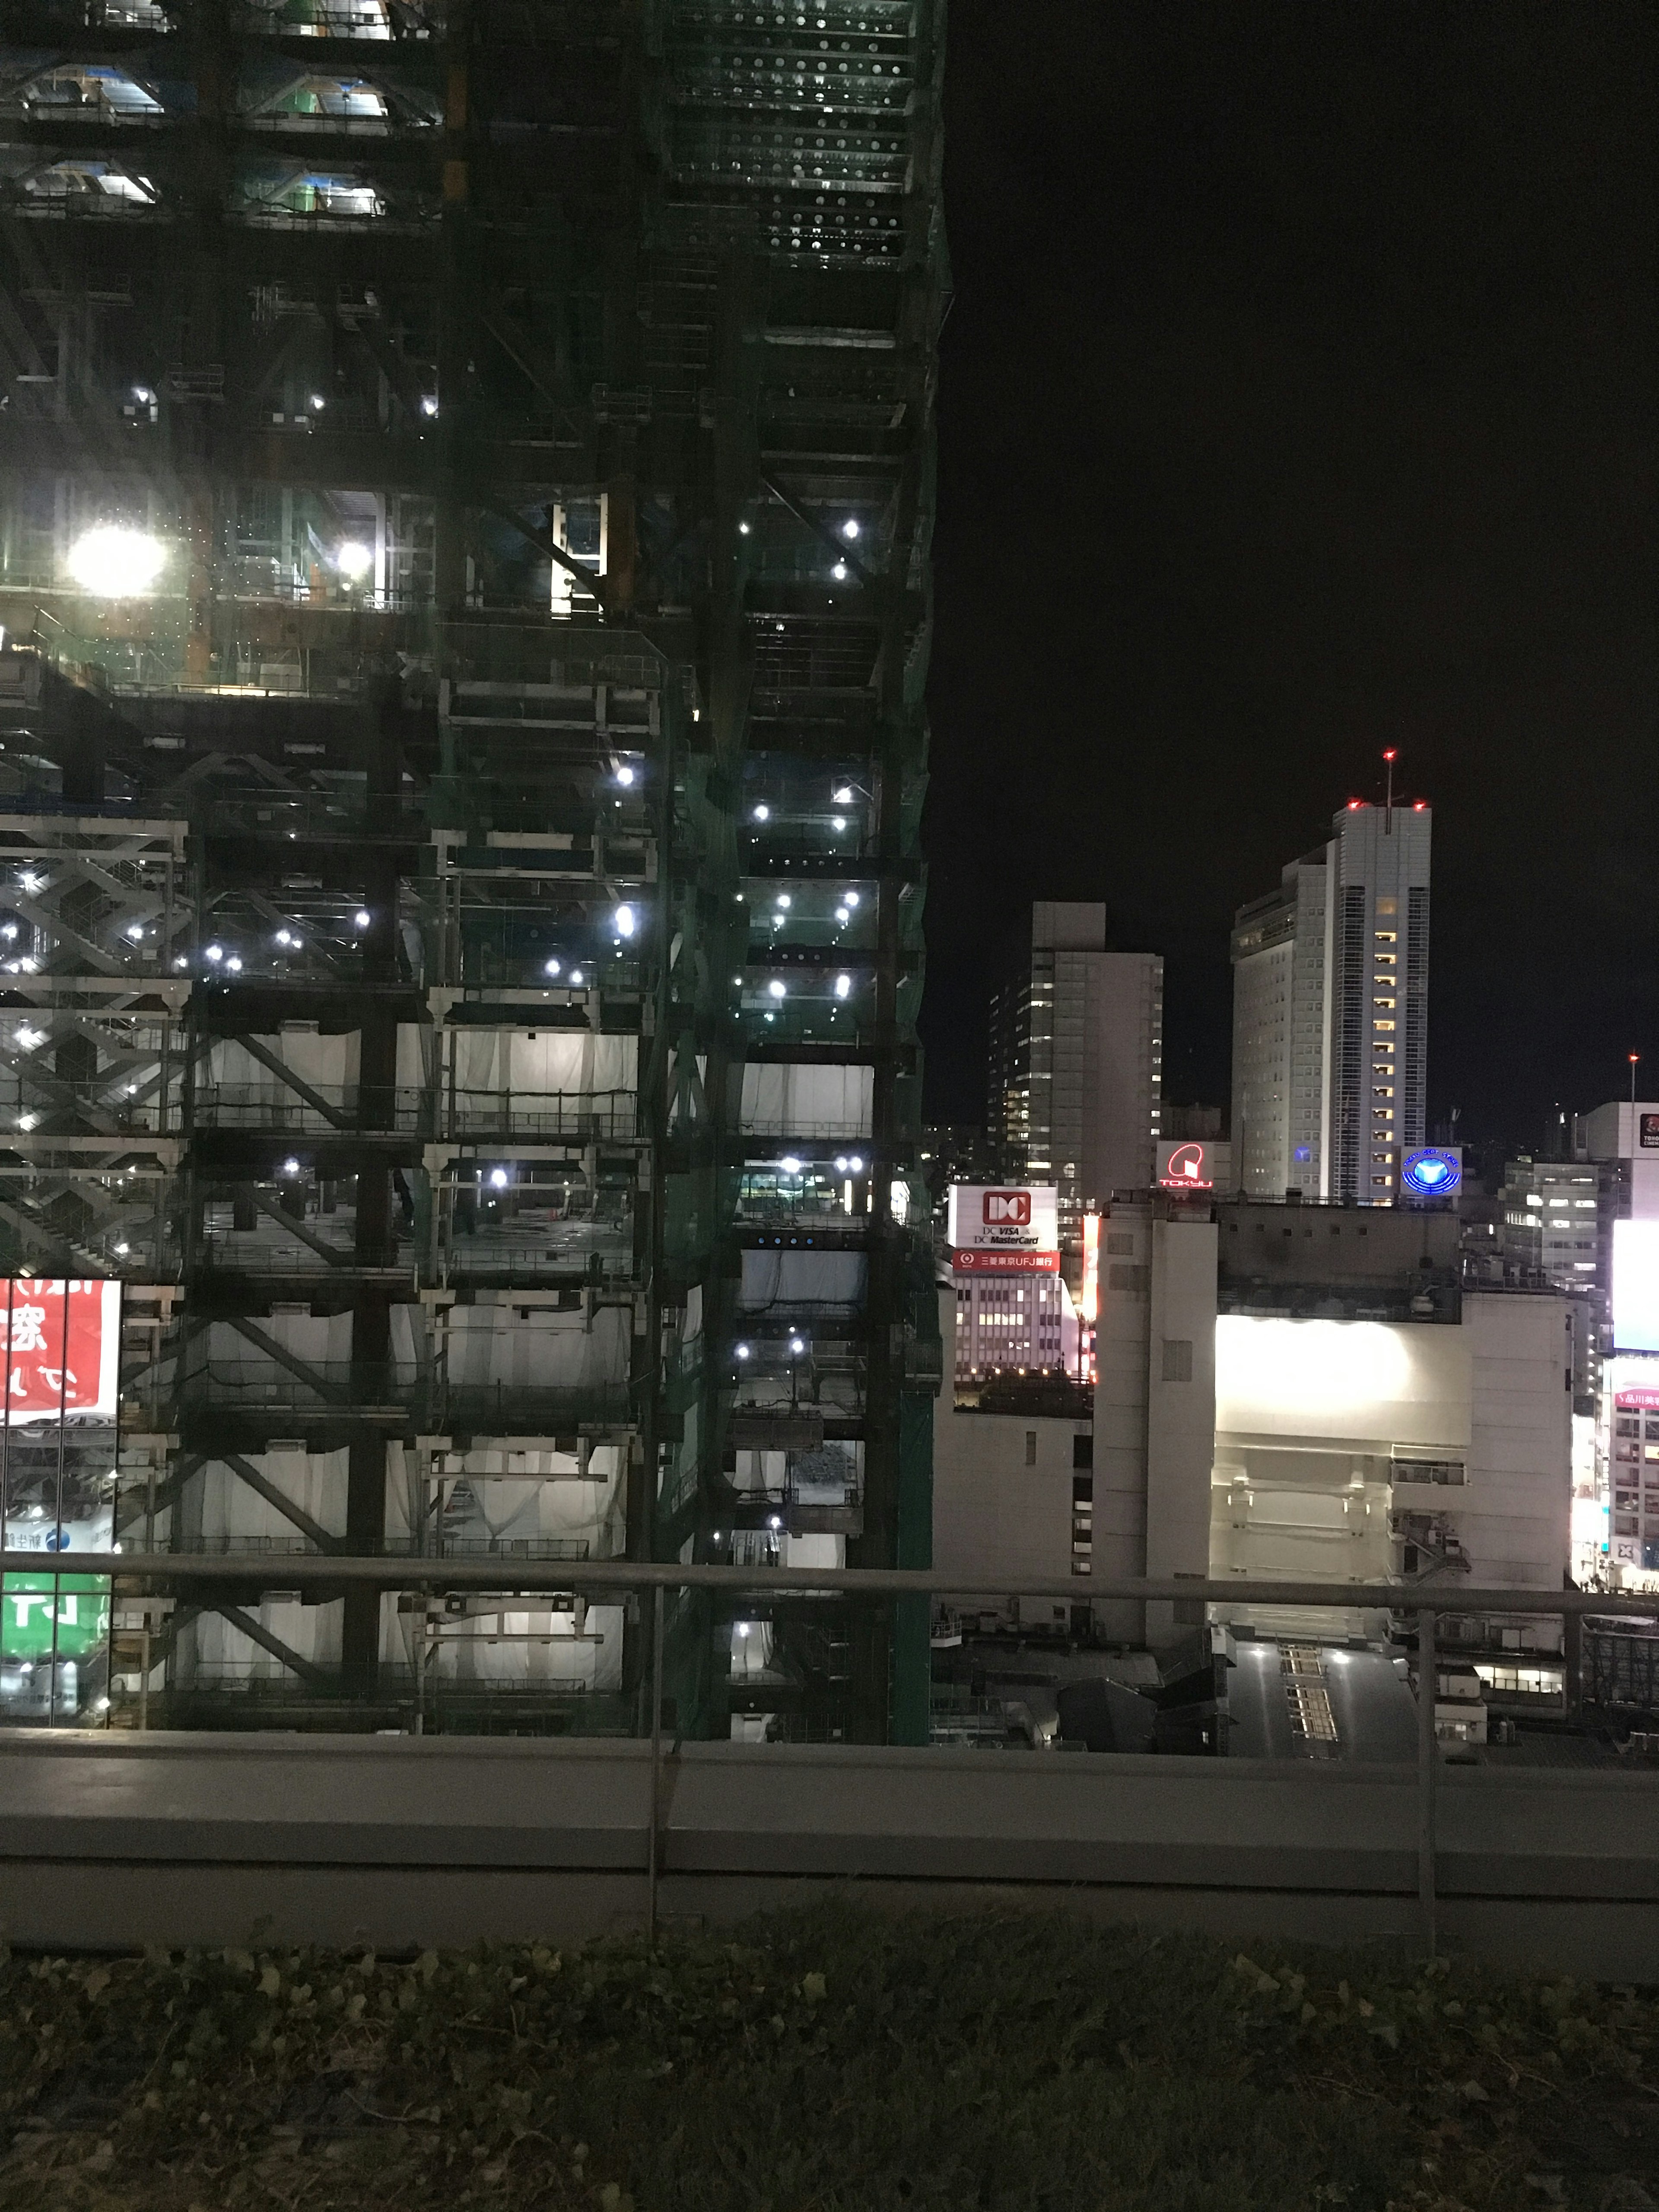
<box><xmin>9</xmin><ymin>1555</ymin><xmax>1656</xmax><ymax>1955</ymax></box>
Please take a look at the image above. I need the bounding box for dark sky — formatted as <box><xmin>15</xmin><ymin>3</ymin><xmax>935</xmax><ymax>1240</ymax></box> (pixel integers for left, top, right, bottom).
<box><xmin>921</xmin><ymin>3</ymin><xmax>1656</xmax><ymax>1153</ymax></box>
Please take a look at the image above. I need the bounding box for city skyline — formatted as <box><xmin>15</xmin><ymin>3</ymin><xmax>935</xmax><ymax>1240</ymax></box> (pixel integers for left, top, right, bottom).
<box><xmin>920</xmin><ymin>6</ymin><xmax>1653</xmax><ymax>1147</ymax></box>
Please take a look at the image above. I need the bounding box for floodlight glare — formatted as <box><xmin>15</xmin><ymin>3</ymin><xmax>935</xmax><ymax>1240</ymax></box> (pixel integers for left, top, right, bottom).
<box><xmin>842</xmin><ymin>519</ymin><xmax>859</xmax><ymax>540</ymax></box>
<box><xmin>336</xmin><ymin>540</ymin><xmax>372</xmax><ymax>580</ymax></box>
<box><xmin>834</xmin><ymin>973</ymin><xmax>851</xmax><ymax>999</ymax></box>
<box><xmin>613</xmin><ymin>903</ymin><xmax>636</xmax><ymax>938</ymax></box>
<box><xmin>354</xmin><ymin>909</ymin><xmax>371</xmax><ymax>930</ymax></box>
<box><xmin>65</xmin><ymin>525</ymin><xmax>165</xmax><ymax>598</ymax></box>
<box><xmin>489</xmin><ymin>1167</ymin><xmax>508</xmax><ymax>1189</ymax></box>
<box><xmin>767</xmin><ymin>979</ymin><xmax>786</xmax><ymax>999</ymax></box>
<box><xmin>615</xmin><ymin>764</ymin><xmax>636</xmax><ymax>786</ymax></box>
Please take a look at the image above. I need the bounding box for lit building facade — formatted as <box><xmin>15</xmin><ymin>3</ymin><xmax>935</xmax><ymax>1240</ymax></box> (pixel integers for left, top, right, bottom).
<box><xmin>987</xmin><ymin>903</ymin><xmax>1162</xmax><ymax>1239</ymax></box>
<box><xmin>1230</xmin><ymin>800</ymin><xmax>1432</xmax><ymax>1203</ymax></box>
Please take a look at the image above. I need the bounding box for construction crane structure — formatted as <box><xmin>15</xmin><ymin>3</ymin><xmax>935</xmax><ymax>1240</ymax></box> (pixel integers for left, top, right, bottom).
<box><xmin>0</xmin><ymin>0</ymin><xmax>945</xmax><ymax>1744</ymax></box>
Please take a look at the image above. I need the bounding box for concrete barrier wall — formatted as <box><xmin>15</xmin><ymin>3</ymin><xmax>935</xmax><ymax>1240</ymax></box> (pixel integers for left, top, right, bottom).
<box><xmin>3</xmin><ymin>1731</ymin><xmax>1657</xmax><ymax>1979</ymax></box>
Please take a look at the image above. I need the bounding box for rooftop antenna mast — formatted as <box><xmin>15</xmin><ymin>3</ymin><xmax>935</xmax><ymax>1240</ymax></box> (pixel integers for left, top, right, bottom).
<box><xmin>1382</xmin><ymin>747</ymin><xmax>1396</xmax><ymax>833</ymax></box>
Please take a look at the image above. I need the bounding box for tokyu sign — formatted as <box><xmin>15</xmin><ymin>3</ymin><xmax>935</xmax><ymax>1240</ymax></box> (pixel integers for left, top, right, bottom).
<box><xmin>0</xmin><ymin>1279</ymin><xmax>121</xmax><ymax>1424</ymax></box>
<box><xmin>946</xmin><ymin>1185</ymin><xmax>1060</xmax><ymax>1274</ymax></box>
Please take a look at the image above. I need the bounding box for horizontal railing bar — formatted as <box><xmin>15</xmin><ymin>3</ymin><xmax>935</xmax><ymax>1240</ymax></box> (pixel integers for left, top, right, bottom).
<box><xmin>6</xmin><ymin>1552</ymin><xmax>1656</xmax><ymax>1618</ymax></box>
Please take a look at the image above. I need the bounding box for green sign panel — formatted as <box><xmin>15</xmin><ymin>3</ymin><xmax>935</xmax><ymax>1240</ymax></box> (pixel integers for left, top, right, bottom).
<box><xmin>2</xmin><ymin>1573</ymin><xmax>110</xmax><ymax>1659</ymax></box>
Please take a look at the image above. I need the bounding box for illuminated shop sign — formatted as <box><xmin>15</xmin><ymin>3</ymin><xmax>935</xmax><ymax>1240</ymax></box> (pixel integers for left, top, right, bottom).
<box><xmin>1400</xmin><ymin>1147</ymin><xmax>1462</xmax><ymax>1199</ymax></box>
<box><xmin>1157</xmin><ymin>1140</ymin><xmax>1213</xmax><ymax>1191</ymax></box>
<box><xmin>0</xmin><ymin>1279</ymin><xmax>122</xmax><ymax>1424</ymax></box>
<box><xmin>946</xmin><ymin>1185</ymin><xmax>1060</xmax><ymax>1274</ymax></box>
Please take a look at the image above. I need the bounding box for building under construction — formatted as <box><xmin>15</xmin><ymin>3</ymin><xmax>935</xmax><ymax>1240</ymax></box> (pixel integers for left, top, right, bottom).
<box><xmin>0</xmin><ymin>0</ymin><xmax>944</xmax><ymax>1744</ymax></box>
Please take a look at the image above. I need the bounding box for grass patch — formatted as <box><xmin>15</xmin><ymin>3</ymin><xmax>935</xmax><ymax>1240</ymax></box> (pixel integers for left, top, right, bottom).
<box><xmin>1</xmin><ymin>1907</ymin><xmax>1655</xmax><ymax>2211</ymax></box>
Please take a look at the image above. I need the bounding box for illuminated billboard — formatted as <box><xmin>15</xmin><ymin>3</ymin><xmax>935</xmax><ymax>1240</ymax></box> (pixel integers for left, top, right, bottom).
<box><xmin>946</xmin><ymin>1185</ymin><xmax>1060</xmax><ymax>1274</ymax></box>
<box><xmin>1157</xmin><ymin>1140</ymin><xmax>1214</xmax><ymax>1191</ymax></box>
<box><xmin>1613</xmin><ymin>1222</ymin><xmax>1659</xmax><ymax>1354</ymax></box>
<box><xmin>1400</xmin><ymin>1146</ymin><xmax>1462</xmax><ymax>1199</ymax></box>
<box><xmin>0</xmin><ymin>1280</ymin><xmax>121</xmax><ymax>1424</ymax></box>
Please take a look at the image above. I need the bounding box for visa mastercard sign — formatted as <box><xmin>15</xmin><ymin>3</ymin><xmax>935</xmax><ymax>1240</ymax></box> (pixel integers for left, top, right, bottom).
<box><xmin>947</xmin><ymin>1185</ymin><xmax>1059</xmax><ymax>1274</ymax></box>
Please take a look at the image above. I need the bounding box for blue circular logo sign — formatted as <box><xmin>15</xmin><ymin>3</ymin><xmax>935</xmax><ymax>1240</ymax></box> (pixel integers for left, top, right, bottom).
<box><xmin>1401</xmin><ymin>1147</ymin><xmax>1461</xmax><ymax>1198</ymax></box>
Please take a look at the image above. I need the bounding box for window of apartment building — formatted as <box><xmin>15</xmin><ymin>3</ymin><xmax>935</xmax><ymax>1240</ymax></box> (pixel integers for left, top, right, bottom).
<box><xmin>1024</xmin><ymin>1430</ymin><xmax>1037</xmax><ymax>1467</ymax></box>
<box><xmin>1161</xmin><ymin>1339</ymin><xmax>1194</xmax><ymax>1383</ymax></box>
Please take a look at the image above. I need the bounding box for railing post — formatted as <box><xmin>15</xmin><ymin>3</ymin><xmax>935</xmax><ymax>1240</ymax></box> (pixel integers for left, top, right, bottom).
<box><xmin>647</xmin><ymin>1581</ymin><xmax>664</xmax><ymax>1944</ymax></box>
<box><xmin>1417</xmin><ymin>1604</ymin><xmax>1437</xmax><ymax>1959</ymax></box>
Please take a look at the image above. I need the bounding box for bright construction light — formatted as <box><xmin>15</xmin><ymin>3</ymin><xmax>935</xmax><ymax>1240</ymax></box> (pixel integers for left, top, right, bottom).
<box><xmin>173</xmin><ymin>956</ymin><xmax>188</xmax><ymax>969</ymax></box>
<box><xmin>780</xmin><ymin>1157</ymin><xmax>802</xmax><ymax>1175</ymax></box>
<box><xmin>735</xmin><ymin>1343</ymin><xmax>750</xmax><ymax>1360</ymax></box>
<box><xmin>125</xmin><ymin>921</ymin><xmax>144</xmax><ymax>941</ymax></box>
<box><xmin>752</xmin><ymin>804</ymin><xmax>770</xmax><ymax>822</ymax></box>
<box><xmin>849</xmin><ymin>1155</ymin><xmax>864</xmax><ymax>1173</ymax></box>
<box><xmin>789</xmin><ymin>1336</ymin><xmax>805</xmax><ymax>1356</ymax></box>
<box><xmin>833</xmin><ymin>786</ymin><xmax>853</xmax><ymax>802</ymax></box>
<box><xmin>354</xmin><ymin>910</ymin><xmax>371</xmax><ymax>930</ymax></box>
<box><xmin>834</xmin><ymin>906</ymin><xmax>850</xmax><ymax>925</ymax></box>
<box><xmin>19</xmin><ymin>873</ymin><xmax>40</xmax><ymax>894</ymax></box>
<box><xmin>831</xmin><ymin>816</ymin><xmax>846</xmax><ymax>832</ymax></box>
<box><xmin>65</xmin><ymin>526</ymin><xmax>165</xmax><ymax>598</ymax></box>
<box><xmin>226</xmin><ymin>956</ymin><xmax>242</xmax><ymax>973</ymax></box>
<box><xmin>834</xmin><ymin>973</ymin><xmax>851</xmax><ymax>999</ymax></box>
<box><xmin>95</xmin><ymin>1695</ymin><xmax>111</xmax><ymax>1713</ymax></box>
<box><xmin>569</xmin><ymin>967</ymin><xmax>584</xmax><ymax>985</ymax></box>
<box><xmin>613</xmin><ymin>904</ymin><xmax>636</xmax><ymax>938</ymax></box>
<box><xmin>489</xmin><ymin>1167</ymin><xmax>508</xmax><ymax>1190</ymax></box>
<box><xmin>0</xmin><ymin>926</ymin><xmax>14</xmax><ymax>941</ymax></box>
<box><xmin>281</xmin><ymin>1157</ymin><xmax>300</xmax><ymax>1176</ymax></box>
<box><xmin>13</xmin><ymin>1027</ymin><xmax>42</xmax><ymax>1050</ymax></box>
<box><xmin>544</xmin><ymin>958</ymin><xmax>562</xmax><ymax>977</ymax></box>
<box><xmin>205</xmin><ymin>944</ymin><xmax>223</xmax><ymax>963</ymax></box>
<box><xmin>336</xmin><ymin>540</ymin><xmax>372</xmax><ymax>581</ymax></box>
<box><xmin>310</xmin><ymin>393</ymin><xmax>326</xmax><ymax>411</ymax></box>
<box><xmin>832</xmin><ymin>562</ymin><xmax>847</xmax><ymax>581</ymax></box>
<box><xmin>616</xmin><ymin>764</ymin><xmax>636</xmax><ymax>786</ymax></box>
<box><xmin>738</xmin><ymin>521</ymin><xmax>751</xmax><ymax>536</ymax></box>
<box><xmin>114</xmin><ymin>1241</ymin><xmax>129</xmax><ymax>1255</ymax></box>
<box><xmin>775</xmin><ymin>893</ymin><xmax>791</xmax><ymax>909</ymax></box>
<box><xmin>842</xmin><ymin>519</ymin><xmax>859</xmax><ymax>540</ymax></box>
<box><xmin>844</xmin><ymin>890</ymin><xmax>860</xmax><ymax>909</ymax></box>
<box><xmin>420</xmin><ymin>394</ymin><xmax>439</xmax><ymax>416</ymax></box>
<box><xmin>835</xmin><ymin>1155</ymin><xmax>849</xmax><ymax>1172</ymax></box>
<box><xmin>276</xmin><ymin>929</ymin><xmax>292</xmax><ymax>946</ymax></box>
<box><xmin>767</xmin><ymin>979</ymin><xmax>786</xmax><ymax>999</ymax></box>
<box><xmin>16</xmin><ymin>1114</ymin><xmax>37</xmax><ymax>1132</ymax></box>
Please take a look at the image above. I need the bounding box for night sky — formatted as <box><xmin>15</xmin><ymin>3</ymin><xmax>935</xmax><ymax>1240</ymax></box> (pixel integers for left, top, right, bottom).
<box><xmin>921</xmin><ymin>4</ymin><xmax>1656</xmax><ymax>1155</ymax></box>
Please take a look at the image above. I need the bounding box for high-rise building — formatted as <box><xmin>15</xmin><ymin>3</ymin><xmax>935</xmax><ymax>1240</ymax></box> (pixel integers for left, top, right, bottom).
<box><xmin>1230</xmin><ymin>799</ymin><xmax>1432</xmax><ymax>1202</ymax></box>
<box><xmin>0</xmin><ymin>2</ymin><xmax>946</xmax><ymax>1745</ymax></box>
<box><xmin>986</xmin><ymin>904</ymin><xmax>1162</xmax><ymax>1239</ymax></box>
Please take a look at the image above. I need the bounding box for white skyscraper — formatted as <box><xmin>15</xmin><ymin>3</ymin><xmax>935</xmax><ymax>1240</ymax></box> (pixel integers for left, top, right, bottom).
<box><xmin>1230</xmin><ymin>798</ymin><xmax>1431</xmax><ymax>1202</ymax></box>
<box><xmin>988</xmin><ymin>903</ymin><xmax>1163</xmax><ymax>1238</ymax></box>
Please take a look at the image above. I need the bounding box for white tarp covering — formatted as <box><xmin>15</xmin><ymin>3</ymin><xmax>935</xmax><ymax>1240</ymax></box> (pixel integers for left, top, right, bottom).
<box><xmin>738</xmin><ymin>1249</ymin><xmax>866</xmax><ymax>1312</ymax></box>
<box><xmin>206</xmin><ymin>1030</ymin><xmax>359</xmax><ymax>1094</ymax></box>
<box><xmin>738</xmin><ymin>1062</ymin><xmax>871</xmax><ymax>1138</ymax></box>
<box><xmin>445</xmin><ymin>1030</ymin><xmax>636</xmax><ymax>1096</ymax></box>
<box><xmin>195</xmin><ymin>1444</ymin><xmax>349</xmax><ymax>1549</ymax></box>
<box><xmin>442</xmin><ymin>1303</ymin><xmax>630</xmax><ymax>1390</ymax></box>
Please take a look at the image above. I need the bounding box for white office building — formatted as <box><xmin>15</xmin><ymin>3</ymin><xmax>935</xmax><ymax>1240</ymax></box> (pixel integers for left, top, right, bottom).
<box><xmin>987</xmin><ymin>903</ymin><xmax>1163</xmax><ymax>1238</ymax></box>
<box><xmin>1091</xmin><ymin>1198</ymin><xmax>1572</xmax><ymax>1665</ymax></box>
<box><xmin>1230</xmin><ymin>799</ymin><xmax>1432</xmax><ymax>1202</ymax></box>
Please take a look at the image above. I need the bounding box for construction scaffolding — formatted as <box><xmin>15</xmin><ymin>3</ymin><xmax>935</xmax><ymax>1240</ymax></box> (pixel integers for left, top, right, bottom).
<box><xmin>0</xmin><ymin>0</ymin><xmax>944</xmax><ymax>1743</ymax></box>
